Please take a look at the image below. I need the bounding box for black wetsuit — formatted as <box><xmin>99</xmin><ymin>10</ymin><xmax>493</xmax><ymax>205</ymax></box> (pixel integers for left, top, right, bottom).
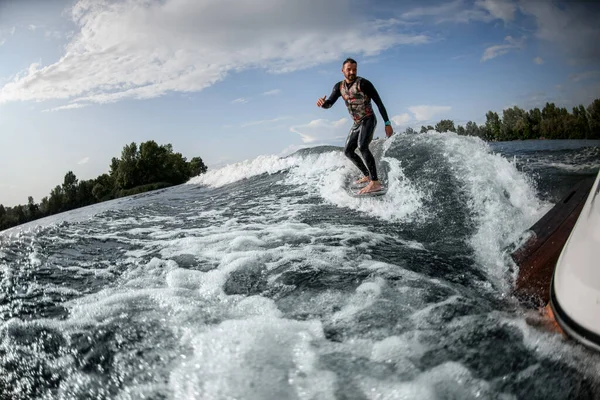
<box><xmin>321</xmin><ymin>77</ymin><xmax>390</xmax><ymax>181</ymax></box>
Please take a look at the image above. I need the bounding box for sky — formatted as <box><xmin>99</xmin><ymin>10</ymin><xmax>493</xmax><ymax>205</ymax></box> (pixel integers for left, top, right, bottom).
<box><xmin>1</xmin><ymin>0</ymin><xmax>599</xmax><ymax>207</ymax></box>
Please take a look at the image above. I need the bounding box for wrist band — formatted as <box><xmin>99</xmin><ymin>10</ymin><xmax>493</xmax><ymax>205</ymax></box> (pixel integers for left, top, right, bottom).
<box><xmin>385</xmin><ymin>121</ymin><xmax>391</xmax><ymax>126</ymax></box>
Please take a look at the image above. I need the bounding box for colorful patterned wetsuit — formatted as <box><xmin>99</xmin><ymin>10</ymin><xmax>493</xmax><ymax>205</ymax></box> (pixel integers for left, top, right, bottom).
<box><xmin>321</xmin><ymin>77</ymin><xmax>390</xmax><ymax>181</ymax></box>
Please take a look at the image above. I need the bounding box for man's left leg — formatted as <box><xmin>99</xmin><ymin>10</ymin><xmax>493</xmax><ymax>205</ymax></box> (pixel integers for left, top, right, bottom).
<box><xmin>344</xmin><ymin>123</ymin><xmax>370</xmax><ymax>183</ymax></box>
<box><xmin>357</xmin><ymin>116</ymin><xmax>383</xmax><ymax>194</ymax></box>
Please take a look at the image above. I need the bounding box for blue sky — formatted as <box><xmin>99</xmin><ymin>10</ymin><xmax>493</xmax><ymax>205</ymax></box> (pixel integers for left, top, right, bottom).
<box><xmin>1</xmin><ymin>0</ymin><xmax>599</xmax><ymax>207</ymax></box>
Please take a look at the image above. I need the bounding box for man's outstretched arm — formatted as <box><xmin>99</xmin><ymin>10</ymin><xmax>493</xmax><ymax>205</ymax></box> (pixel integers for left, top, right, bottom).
<box><xmin>318</xmin><ymin>83</ymin><xmax>342</xmax><ymax>108</ymax></box>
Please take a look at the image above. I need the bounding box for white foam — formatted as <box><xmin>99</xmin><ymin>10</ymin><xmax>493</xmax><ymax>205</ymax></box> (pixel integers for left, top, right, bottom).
<box><xmin>420</xmin><ymin>132</ymin><xmax>548</xmax><ymax>289</ymax></box>
<box><xmin>371</xmin><ymin>333</ymin><xmax>425</xmax><ymax>367</ymax></box>
<box><xmin>502</xmin><ymin>315</ymin><xmax>600</xmax><ymax>382</ymax></box>
<box><xmin>187</xmin><ymin>154</ymin><xmax>300</xmax><ymax>188</ymax></box>
<box><xmin>358</xmin><ymin>361</ymin><xmax>500</xmax><ymax>400</ymax></box>
<box><xmin>282</xmin><ymin>144</ymin><xmax>425</xmax><ymax>222</ymax></box>
<box><xmin>169</xmin><ymin>316</ymin><xmax>337</xmax><ymax>400</ymax></box>
<box><xmin>332</xmin><ymin>277</ymin><xmax>386</xmax><ymax>322</ymax></box>
<box><xmin>1</xmin><ymin>263</ymin><xmax>13</xmax><ymax>290</ymax></box>
<box><xmin>165</xmin><ymin>268</ymin><xmax>204</xmax><ymax>291</ymax></box>
<box><xmin>548</xmin><ymin>161</ymin><xmax>600</xmax><ymax>172</ymax></box>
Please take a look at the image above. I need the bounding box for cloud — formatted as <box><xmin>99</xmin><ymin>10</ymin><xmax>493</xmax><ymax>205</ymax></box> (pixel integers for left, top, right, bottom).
<box><xmin>519</xmin><ymin>1</ymin><xmax>600</xmax><ymax>64</ymax></box>
<box><xmin>481</xmin><ymin>35</ymin><xmax>524</xmax><ymax>62</ymax></box>
<box><xmin>475</xmin><ymin>0</ymin><xmax>516</xmax><ymax>22</ymax></box>
<box><xmin>262</xmin><ymin>89</ymin><xmax>281</xmax><ymax>96</ymax></box>
<box><xmin>408</xmin><ymin>105</ymin><xmax>452</xmax><ymax>121</ymax></box>
<box><xmin>0</xmin><ymin>26</ymin><xmax>16</xmax><ymax>46</ymax></box>
<box><xmin>402</xmin><ymin>0</ymin><xmax>515</xmax><ymax>24</ymax></box>
<box><xmin>45</xmin><ymin>30</ymin><xmax>65</xmax><ymax>40</ymax></box>
<box><xmin>391</xmin><ymin>113</ymin><xmax>412</xmax><ymax>126</ymax></box>
<box><xmin>290</xmin><ymin>118</ymin><xmax>349</xmax><ymax>143</ymax></box>
<box><xmin>231</xmin><ymin>98</ymin><xmax>248</xmax><ymax>104</ymax></box>
<box><xmin>0</xmin><ymin>0</ymin><xmax>430</xmax><ymax>106</ymax></box>
<box><xmin>42</xmin><ymin>103</ymin><xmax>89</xmax><ymax>112</ymax></box>
<box><xmin>569</xmin><ymin>70</ymin><xmax>600</xmax><ymax>83</ymax></box>
<box><xmin>533</xmin><ymin>56</ymin><xmax>544</xmax><ymax>64</ymax></box>
<box><xmin>240</xmin><ymin>116</ymin><xmax>292</xmax><ymax>127</ymax></box>
<box><xmin>77</xmin><ymin>157</ymin><xmax>90</xmax><ymax>165</ymax></box>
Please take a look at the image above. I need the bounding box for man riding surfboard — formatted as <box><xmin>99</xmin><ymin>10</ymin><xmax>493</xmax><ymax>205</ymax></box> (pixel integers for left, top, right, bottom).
<box><xmin>316</xmin><ymin>58</ymin><xmax>393</xmax><ymax>195</ymax></box>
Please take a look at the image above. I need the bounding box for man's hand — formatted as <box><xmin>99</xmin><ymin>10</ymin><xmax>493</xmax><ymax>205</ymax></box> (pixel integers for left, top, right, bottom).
<box><xmin>385</xmin><ymin>125</ymin><xmax>393</xmax><ymax>138</ymax></box>
<box><xmin>316</xmin><ymin>96</ymin><xmax>326</xmax><ymax>108</ymax></box>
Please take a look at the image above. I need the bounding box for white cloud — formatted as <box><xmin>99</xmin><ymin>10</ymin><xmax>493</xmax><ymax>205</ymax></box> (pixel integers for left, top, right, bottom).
<box><xmin>519</xmin><ymin>1</ymin><xmax>600</xmax><ymax>64</ymax></box>
<box><xmin>0</xmin><ymin>0</ymin><xmax>430</xmax><ymax>106</ymax></box>
<box><xmin>481</xmin><ymin>35</ymin><xmax>525</xmax><ymax>62</ymax></box>
<box><xmin>231</xmin><ymin>98</ymin><xmax>248</xmax><ymax>104</ymax></box>
<box><xmin>569</xmin><ymin>70</ymin><xmax>600</xmax><ymax>83</ymax></box>
<box><xmin>402</xmin><ymin>0</ymin><xmax>486</xmax><ymax>23</ymax></box>
<box><xmin>0</xmin><ymin>26</ymin><xmax>16</xmax><ymax>46</ymax></box>
<box><xmin>77</xmin><ymin>157</ymin><xmax>90</xmax><ymax>165</ymax></box>
<box><xmin>28</xmin><ymin>25</ymin><xmax>37</xmax><ymax>31</ymax></box>
<box><xmin>391</xmin><ymin>113</ymin><xmax>412</xmax><ymax>126</ymax></box>
<box><xmin>42</xmin><ymin>103</ymin><xmax>88</xmax><ymax>112</ymax></box>
<box><xmin>533</xmin><ymin>56</ymin><xmax>544</xmax><ymax>64</ymax></box>
<box><xmin>475</xmin><ymin>0</ymin><xmax>516</xmax><ymax>22</ymax></box>
<box><xmin>241</xmin><ymin>116</ymin><xmax>292</xmax><ymax>128</ymax></box>
<box><xmin>402</xmin><ymin>0</ymin><xmax>516</xmax><ymax>24</ymax></box>
<box><xmin>290</xmin><ymin>118</ymin><xmax>349</xmax><ymax>143</ymax></box>
<box><xmin>408</xmin><ymin>105</ymin><xmax>452</xmax><ymax>121</ymax></box>
<box><xmin>45</xmin><ymin>30</ymin><xmax>64</xmax><ymax>40</ymax></box>
<box><xmin>262</xmin><ymin>89</ymin><xmax>281</xmax><ymax>96</ymax></box>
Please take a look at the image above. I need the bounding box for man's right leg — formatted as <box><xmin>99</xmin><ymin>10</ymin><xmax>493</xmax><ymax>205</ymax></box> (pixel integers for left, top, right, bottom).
<box><xmin>344</xmin><ymin>123</ymin><xmax>370</xmax><ymax>180</ymax></box>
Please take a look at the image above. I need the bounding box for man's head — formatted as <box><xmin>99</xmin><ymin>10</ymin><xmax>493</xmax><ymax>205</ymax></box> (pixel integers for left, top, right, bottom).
<box><xmin>342</xmin><ymin>58</ymin><xmax>357</xmax><ymax>82</ymax></box>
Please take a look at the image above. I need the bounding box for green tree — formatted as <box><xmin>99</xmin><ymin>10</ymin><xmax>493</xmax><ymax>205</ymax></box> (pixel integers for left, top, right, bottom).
<box><xmin>435</xmin><ymin>120</ymin><xmax>456</xmax><ymax>133</ymax></box>
<box><xmin>39</xmin><ymin>197</ymin><xmax>49</xmax><ymax>216</ymax></box>
<box><xmin>189</xmin><ymin>156</ymin><xmax>208</xmax><ymax>176</ymax></box>
<box><xmin>48</xmin><ymin>185</ymin><xmax>64</xmax><ymax>214</ymax></box>
<box><xmin>62</xmin><ymin>171</ymin><xmax>79</xmax><ymax>209</ymax></box>
<box><xmin>15</xmin><ymin>205</ymin><xmax>26</xmax><ymax>224</ymax></box>
<box><xmin>573</xmin><ymin>105</ymin><xmax>590</xmax><ymax>139</ymax></box>
<box><xmin>0</xmin><ymin>204</ymin><xmax>6</xmax><ymax>229</ymax></box>
<box><xmin>92</xmin><ymin>173</ymin><xmax>114</xmax><ymax>201</ymax></box>
<box><xmin>541</xmin><ymin>102</ymin><xmax>560</xmax><ymax>139</ymax></box>
<box><xmin>588</xmin><ymin>99</ymin><xmax>600</xmax><ymax>139</ymax></box>
<box><xmin>456</xmin><ymin>125</ymin><xmax>465</xmax><ymax>135</ymax></box>
<box><xmin>485</xmin><ymin>111</ymin><xmax>501</xmax><ymax>140</ymax></box>
<box><xmin>166</xmin><ymin>150</ymin><xmax>191</xmax><ymax>184</ymax></box>
<box><xmin>27</xmin><ymin>196</ymin><xmax>39</xmax><ymax>220</ymax></box>
<box><xmin>114</xmin><ymin>143</ymin><xmax>140</xmax><ymax>189</ymax></box>
<box><xmin>465</xmin><ymin>121</ymin><xmax>480</xmax><ymax>137</ymax></box>
<box><xmin>502</xmin><ymin>106</ymin><xmax>528</xmax><ymax>140</ymax></box>
<box><xmin>92</xmin><ymin>184</ymin><xmax>108</xmax><ymax>201</ymax></box>
<box><xmin>138</xmin><ymin>140</ymin><xmax>168</xmax><ymax>184</ymax></box>
<box><xmin>76</xmin><ymin>180</ymin><xmax>95</xmax><ymax>207</ymax></box>
<box><xmin>527</xmin><ymin>108</ymin><xmax>542</xmax><ymax>139</ymax></box>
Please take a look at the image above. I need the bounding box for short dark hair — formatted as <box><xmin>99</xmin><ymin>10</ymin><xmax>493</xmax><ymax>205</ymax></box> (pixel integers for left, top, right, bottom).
<box><xmin>342</xmin><ymin>58</ymin><xmax>357</xmax><ymax>67</ymax></box>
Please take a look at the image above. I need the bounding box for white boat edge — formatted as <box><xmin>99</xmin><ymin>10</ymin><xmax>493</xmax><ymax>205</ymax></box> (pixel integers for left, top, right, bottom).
<box><xmin>550</xmin><ymin>168</ymin><xmax>600</xmax><ymax>352</ymax></box>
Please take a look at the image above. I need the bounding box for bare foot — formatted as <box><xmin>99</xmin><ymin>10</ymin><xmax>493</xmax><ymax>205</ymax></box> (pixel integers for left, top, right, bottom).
<box><xmin>358</xmin><ymin>180</ymin><xmax>383</xmax><ymax>194</ymax></box>
<box><xmin>354</xmin><ymin>176</ymin><xmax>370</xmax><ymax>185</ymax></box>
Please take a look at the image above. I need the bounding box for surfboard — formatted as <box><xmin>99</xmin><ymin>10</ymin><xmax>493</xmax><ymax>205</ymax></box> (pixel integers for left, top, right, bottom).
<box><xmin>346</xmin><ymin>177</ymin><xmax>369</xmax><ymax>190</ymax></box>
<box><xmin>344</xmin><ymin>177</ymin><xmax>387</xmax><ymax>197</ymax></box>
<box><xmin>349</xmin><ymin>187</ymin><xmax>387</xmax><ymax>198</ymax></box>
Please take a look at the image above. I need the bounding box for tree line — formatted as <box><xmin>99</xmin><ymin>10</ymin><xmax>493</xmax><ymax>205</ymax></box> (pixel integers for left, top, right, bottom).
<box><xmin>405</xmin><ymin>98</ymin><xmax>600</xmax><ymax>141</ymax></box>
<box><xmin>0</xmin><ymin>140</ymin><xmax>207</xmax><ymax>231</ymax></box>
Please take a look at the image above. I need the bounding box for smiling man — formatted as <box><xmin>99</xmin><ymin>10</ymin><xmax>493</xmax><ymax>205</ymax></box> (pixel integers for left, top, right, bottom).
<box><xmin>316</xmin><ymin>58</ymin><xmax>393</xmax><ymax>195</ymax></box>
